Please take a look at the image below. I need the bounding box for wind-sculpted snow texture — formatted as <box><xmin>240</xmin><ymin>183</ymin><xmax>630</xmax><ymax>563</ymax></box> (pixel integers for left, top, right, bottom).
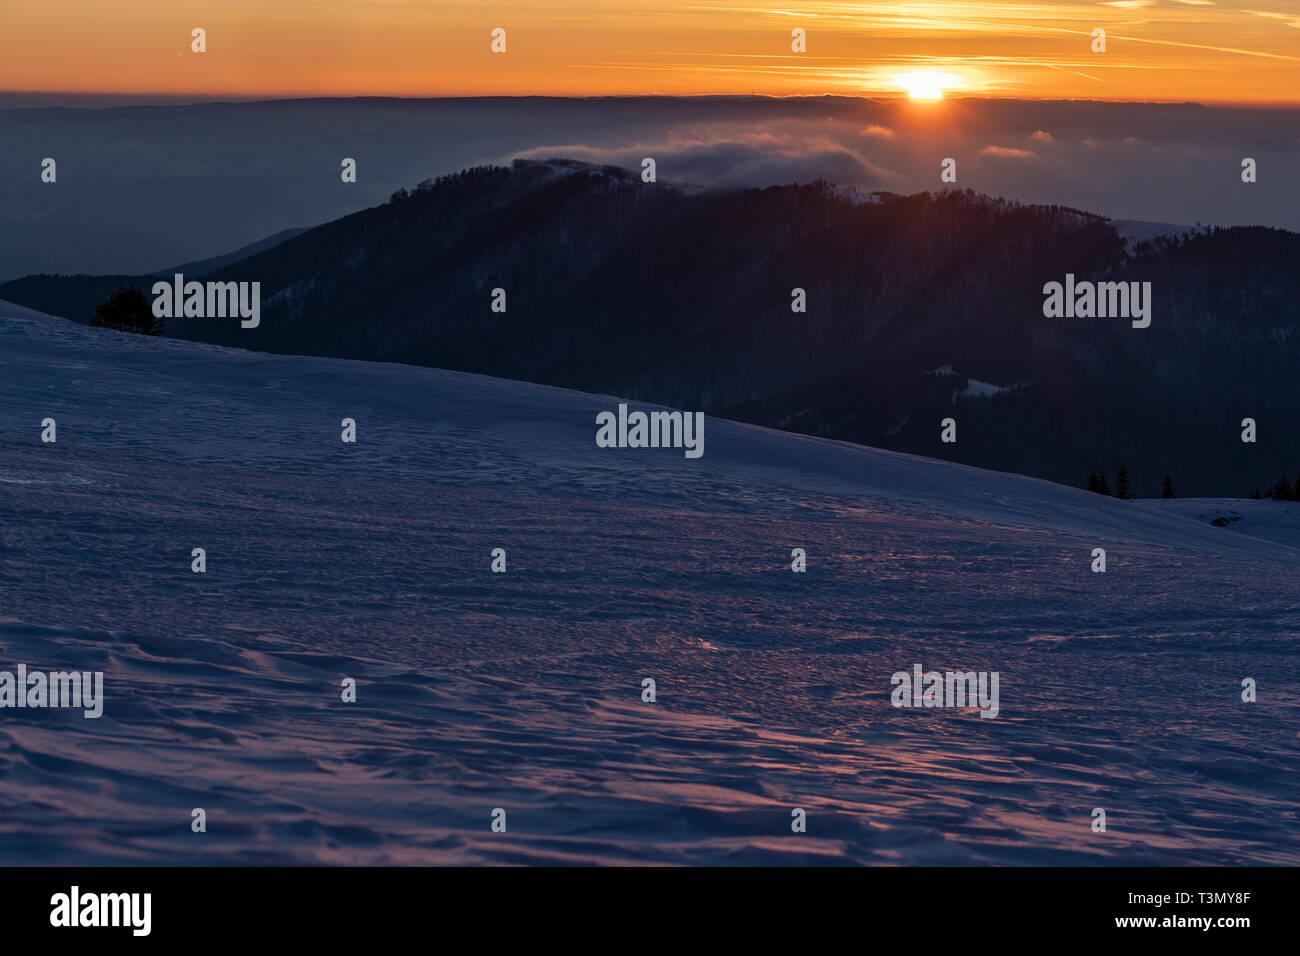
<box><xmin>1</xmin><ymin>301</ymin><xmax>1297</xmax><ymax>865</ymax></box>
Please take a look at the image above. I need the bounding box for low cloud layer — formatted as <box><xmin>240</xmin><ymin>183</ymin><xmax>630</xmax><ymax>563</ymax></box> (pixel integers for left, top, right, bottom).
<box><xmin>509</xmin><ymin>131</ymin><xmax>904</xmax><ymax>189</ymax></box>
<box><xmin>503</xmin><ymin>99</ymin><xmax>1300</xmax><ymax>235</ymax></box>
<box><xmin>2</xmin><ymin>96</ymin><xmax>1297</xmax><ymax>279</ymax></box>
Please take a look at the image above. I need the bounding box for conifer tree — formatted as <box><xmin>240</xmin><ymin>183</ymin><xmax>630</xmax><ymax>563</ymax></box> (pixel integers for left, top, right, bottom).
<box><xmin>1116</xmin><ymin>463</ymin><xmax>1134</xmax><ymax>500</ymax></box>
<box><xmin>1269</xmin><ymin>470</ymin><xmax>1292</xmax><ymax>501</ymax></box>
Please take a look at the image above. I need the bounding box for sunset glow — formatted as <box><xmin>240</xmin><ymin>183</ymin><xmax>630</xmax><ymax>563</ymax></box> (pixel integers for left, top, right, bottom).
<box><xmin>2</xmin><ymin>1</ymin><xmax>1300</xmax><ymax>103</ymax></box>
<box><xmin>893</xmin><ymin>71</ymin><xmax>963</xmax><ymax>100</ymax></box>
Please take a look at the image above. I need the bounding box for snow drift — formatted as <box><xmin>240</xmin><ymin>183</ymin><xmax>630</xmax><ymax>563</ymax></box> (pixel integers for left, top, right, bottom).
<box><xmin>1</xmin><ymin>300</ymin><xmax>1297</xmax><ymax>865</ymax></box>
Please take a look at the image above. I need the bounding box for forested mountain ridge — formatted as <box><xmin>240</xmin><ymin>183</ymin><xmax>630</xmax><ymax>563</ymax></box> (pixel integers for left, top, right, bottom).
<box><xmin>6</xmin><ymin>158</ymin><xmax>1298</xmax><ymax>497</ymax></box>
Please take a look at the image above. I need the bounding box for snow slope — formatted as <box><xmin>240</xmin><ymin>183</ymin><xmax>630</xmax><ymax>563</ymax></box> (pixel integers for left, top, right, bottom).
<box><xmin>1</xmin><ymin>300</ymin><xmax>1297</xmax><ymax>865</ymax></box>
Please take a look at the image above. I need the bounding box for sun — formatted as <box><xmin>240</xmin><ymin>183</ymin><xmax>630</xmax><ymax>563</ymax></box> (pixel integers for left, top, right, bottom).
<box><xmin>892</xmin><ymin>71</ymin><xmax>961</xmax><ymax>100</ymax></box>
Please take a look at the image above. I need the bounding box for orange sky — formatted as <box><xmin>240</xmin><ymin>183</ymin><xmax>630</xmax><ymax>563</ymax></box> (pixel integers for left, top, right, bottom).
<box><xmin>3</xmin><ymin>0</ymin><xmax>1300</xmax><ymax>103</ymax></box>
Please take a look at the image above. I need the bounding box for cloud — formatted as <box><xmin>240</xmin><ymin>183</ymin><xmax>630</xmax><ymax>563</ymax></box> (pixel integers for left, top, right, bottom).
<box><xmin>507</xmin><ymin>132</ymin><xmax>903</xmax><ymax>188</ymax></box>
<box><xmin>979</xmin><ymin>145</ymin><xmax>1038</xmax><ymax>160</ymax></box>
<box><xmin>485</xmin><ymin>98</ymin><xmax>1300</xmax><ymax>234</ymax></box>
<box><xmin>1243</xmin><ymin>9</ymin><xmax>1300</xmax><ymax>26</ymax></box>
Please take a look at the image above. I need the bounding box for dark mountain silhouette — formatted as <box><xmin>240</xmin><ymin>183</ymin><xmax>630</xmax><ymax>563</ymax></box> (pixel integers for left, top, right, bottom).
<box><xmin>155</xmin><ymin>226</ymin><xmax>309</xmax><ymax>277</ymax></box>
<box><xmin>5</xmin><ymin>158</ymin><xmax>1299</xmax><ymax>497</ymax></box>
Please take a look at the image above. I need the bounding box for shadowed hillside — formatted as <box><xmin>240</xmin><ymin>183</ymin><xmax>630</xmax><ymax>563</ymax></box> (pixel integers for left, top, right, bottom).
<box><xmin>6</xmin><ymin>159</ymin><xmax>1299</xmax><ymax>496</ymax></box>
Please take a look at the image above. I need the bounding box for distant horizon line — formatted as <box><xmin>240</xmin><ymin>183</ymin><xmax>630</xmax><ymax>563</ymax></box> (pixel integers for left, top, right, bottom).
<box><xmin>6</xmin><ymin>90</ymin><xmax>1300</xmax><ymax>111</ymax></box>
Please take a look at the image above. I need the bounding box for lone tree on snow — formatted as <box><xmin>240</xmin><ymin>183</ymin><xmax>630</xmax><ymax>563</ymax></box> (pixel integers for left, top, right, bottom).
<box><xmin>91</xmin><ymin>286</ymin><xmax>161</xmax><ymax>335</ymax></box>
